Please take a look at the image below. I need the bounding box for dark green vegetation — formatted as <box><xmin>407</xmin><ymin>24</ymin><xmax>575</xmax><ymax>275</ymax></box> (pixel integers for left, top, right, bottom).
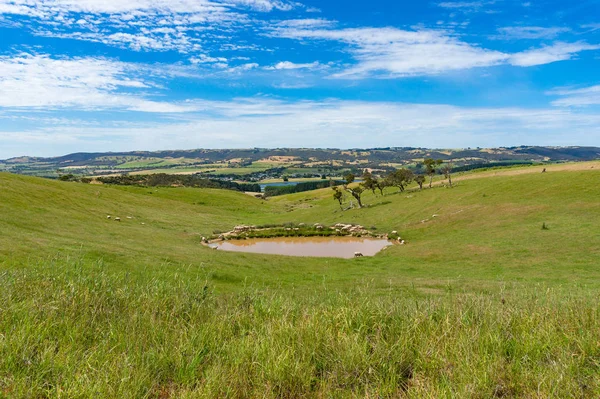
<box><xmin>1</xmin><ymin>162</ymin><xmax>600</xmax><ymax>397</ymax></box>
<box><xmin>264</xmin><ymin>180</ymin><xmax>343</xmax><ymax>197</ymax></box>
<box><xmin>95</xmin><ymin>173</ymin><xmax>262</xmax><ymax>193</ymax></box>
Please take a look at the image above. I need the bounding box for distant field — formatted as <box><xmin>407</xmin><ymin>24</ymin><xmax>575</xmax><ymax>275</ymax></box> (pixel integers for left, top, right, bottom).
<box><xmin>113</xmin><ymin>158</ymin><xmax>205</xmax><ymax>169</ymax></box>
<box><xmin>122</xmin><ymin>161</ymin><xmax>283</xmax><ymax>176</ymax></box>
<box><xmin>129</xmin><ymin>167</ymin><xmax>221</xmax><ymax>175</ymax></box>
<box><xmin>259</xmin><ymin>177</ymin><xmax>331</xmax><ymax>183</ymax></box>
<box><xmin>1</xmin><ymin>162</ymin><xmax>600</xmax><ymax>397</ymax></box>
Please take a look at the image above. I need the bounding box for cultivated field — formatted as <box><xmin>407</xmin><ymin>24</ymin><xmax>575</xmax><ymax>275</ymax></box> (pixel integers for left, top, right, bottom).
<box><xmin>1</xmin><ymin>163</ymin><xmax>600</xmax><ymax>397</ymax></box>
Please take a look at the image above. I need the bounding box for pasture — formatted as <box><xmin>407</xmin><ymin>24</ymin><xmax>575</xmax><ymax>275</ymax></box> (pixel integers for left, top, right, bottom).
<box><xmin>1</xmin><ymin>163</ymin><xmax>599</xmax><ymax>397</ymax></box>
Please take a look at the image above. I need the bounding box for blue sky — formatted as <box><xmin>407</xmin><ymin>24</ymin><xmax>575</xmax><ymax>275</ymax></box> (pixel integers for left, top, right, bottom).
<box><xmin>0</xmin><ymin>0</ymin><xmax>599</xmax><ymax>158</ymax></box>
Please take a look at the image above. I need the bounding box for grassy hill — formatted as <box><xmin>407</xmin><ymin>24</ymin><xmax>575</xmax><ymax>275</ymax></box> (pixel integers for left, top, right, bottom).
<box><xmin>1</xmin><ymin>163</ymin><xmax>600</xmax><ymax>397</ymax></box>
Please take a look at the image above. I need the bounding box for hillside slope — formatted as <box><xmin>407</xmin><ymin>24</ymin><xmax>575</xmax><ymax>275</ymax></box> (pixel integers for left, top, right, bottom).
<box><xmin>2</xmin><ymin>162</ymin><xmax>600</xmax><ymax>290</ymax></box>
<box><xmin>1</xmin><ymin>165</ymin><xmax>600</xmax><ymax>397</ymax></box>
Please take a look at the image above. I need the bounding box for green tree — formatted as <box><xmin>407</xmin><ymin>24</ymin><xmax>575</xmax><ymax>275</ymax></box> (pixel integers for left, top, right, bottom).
<box><xmin>343</xmin><ymin>173</ymin><xmax>364</xmax><ymax>208</ymax></box>
<box><xmin>332</xmin><ymin>186</ymin><xmax>344</xmax><ymax>210</ymax></box>
<box><xmin>386</xmin><ymin>169</ymin><xmax>414</xmax><ymax>193</ymax></box>
<box><xmin>415</xmin><ymin>174</ymin><xmax>426</xmax><ymax>190</ymax></box>
<box><xmin>442</xmin><ymin>160</ymin><xmax>454</xmax><ymax>188</ymax></box>
<box><xmin>375</xmin><ymin>177</ymin><xmax>388</xmax><ymax>196</ymax></box>
<box><xmin>363</xmin><ymin>171</ymin><xmax>388</xmax><ymax>196</ymax></box>
<box><xmin>423</xmin><ymin>158</ymin><xmax>443</xmax><ymax>188</ymax></box>
<box><xmin>361</xmin><ymin>171</ymin><xmax>377</xmax><ymax>195</ymax></box>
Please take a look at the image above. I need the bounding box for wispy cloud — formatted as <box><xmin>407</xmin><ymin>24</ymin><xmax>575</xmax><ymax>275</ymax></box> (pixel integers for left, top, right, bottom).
<box><xmin>275</xmin><ymin>18</ymin><xmax>336</xmax><ymax>28</ymax></box>
<box><xmin>436</xmin><ymin>1</ymin><xmax>495</xmax><ymax>12</ymax></box>
<box><xmin>0</xmin><ymin>0</ymin><xmax>300</xmax><ymax>54</ymax></box>
<box><xmin>509</xmin><ymin>41</ymin><xmax>600</xmax><ymax>66</ymax></box>
<box><xmin>0</xmin><ymin>53</ymin><xmax>199</xmax><ymax>112</ymax></box>
<box><xmin>272</xmin><ymin>25</ymin><xmax>600</xmax><ymax>77</ymax></box>
<box><xmin>549</xmin><ymin>85</ymin><xmax>600</xmax><ymax>106</ymax></box>
<box><xmin>272</xmin><ymin>26</ymin><xmax>508</xmax><ymax>77</ymax></box>
<box><xmin>495</xmin><ymin>26</ymin><xmax>571</xmax><ymax>40</ymax></box>
<box><xmin>265</xmin><ymin>61</ymin><xmax>324</xmax><ymax>70</ymax></box>
<box><xmin>581</xmin><ymin>23</ymin><xmax>600</xmax><ymax>33</ymax></box>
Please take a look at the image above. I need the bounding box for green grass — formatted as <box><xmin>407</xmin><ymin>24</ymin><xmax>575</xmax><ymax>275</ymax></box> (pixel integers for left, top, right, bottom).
<box><xmin>1</xmin><ymin>165</ymin><xmax>600</xmax><ymax>397</ymax></box>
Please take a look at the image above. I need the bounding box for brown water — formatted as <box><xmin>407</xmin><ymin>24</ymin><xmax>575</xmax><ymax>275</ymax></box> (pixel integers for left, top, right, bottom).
<box><xmin>215</xmin><ymin>236</ymin><xmax>392</xmax><ymax>258</ymax></box>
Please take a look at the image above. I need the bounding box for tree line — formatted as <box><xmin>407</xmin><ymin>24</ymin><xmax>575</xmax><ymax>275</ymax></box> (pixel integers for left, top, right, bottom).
<box><xmin>332</xmin><ymin>158</ymin><xmax>452</xmax><ymax>210</ymax></box>
<box><xmin>264</xmin><ymin>180</ymin><xmax>344</xmax><ymax>197</ymax></box>
<box><xmin>96</xmin><ymin>174</ymin><xmax>262</xmax><ymax>192</ymax></box>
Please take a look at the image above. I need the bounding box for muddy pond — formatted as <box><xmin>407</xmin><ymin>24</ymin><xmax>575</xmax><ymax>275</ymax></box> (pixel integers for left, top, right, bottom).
<box><xmin>214</xmin><ymin>236</ymin><xmax>392</xmax><ymax>258</ymax></box>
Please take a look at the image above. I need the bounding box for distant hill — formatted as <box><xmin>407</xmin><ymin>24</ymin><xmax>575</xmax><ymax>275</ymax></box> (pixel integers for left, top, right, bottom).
<box><xmin>1</xmin><ymin>146</ymin><xmax>599</xmax><ymax>179</ymax></box>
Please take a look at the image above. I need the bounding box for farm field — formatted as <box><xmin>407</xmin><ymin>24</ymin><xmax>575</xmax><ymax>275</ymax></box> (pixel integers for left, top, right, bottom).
<box><xmin>1</xmin><ymin>162</ymin><xmax>600</xmax><ymax>397</ymax></box>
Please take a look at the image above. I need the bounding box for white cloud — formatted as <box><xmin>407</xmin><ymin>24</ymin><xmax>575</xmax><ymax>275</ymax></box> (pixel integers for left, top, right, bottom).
<box><xmin>2</xmin><ymin>98</ymin><xmax>599</xmax><ymax>158</ymax></box>
<box><xmin>272</xmin><ymin>26</ymin><xmax>509</xmax><ymax>77</ymax></box>
<box><xmin>581</xmin><ymin>23</ymin><xmax>600</xmax><ymax>33</ymax></box>
<box><xmin>0</xmin><ymin>0</ymin><xmax>299</xmax><ymax>54</ymax></box>
<box><xmin>276</xmin><ymin>18</ymin><xmax>336</xmax><ymax>28</ymax></box>
<box><xmin>266</xmin><ymin>61</ymin><xmax>322</xmax><ymax>70</ymax></box>
<box><xmin>190</xmin><ymin>54</ymin><xmax>229</xmax><ymax>64</ymax></box>
<box><xmin>436</xmin><ymin>1</ymin><xmax>495</xmax><ymax>12</ymax></box>
<box><xmin>438</xmin><ymin>1</ymin><xmax>485</xmax><ymax>8</ymax></box>
<box><xmin>549</xmin><ymin>85</ymin><xmax>600</xmax><ymax>107</ymax></box>
<box><xmin>273</xmin><ymin>25</ymin><xmax>600</xmax><ymax>77</ymax></box>
<box><xmin>509</xmin><ymin>42</ymin><xmax>600</xmax><ymax>66</ymax></box>
<box><xmin>495</xmin><ymin>26</ymin><xmax>570</xmax><ymax>40</ymax></box>
<box><xmin>0</xmin><ymin>0</ymin><xmax>295</xmax><ymax>15</ymax></box>
<box><xmin>0</xmin><ymin>54</ymin><xmax>199</xmax><ymax>112</ymax></box>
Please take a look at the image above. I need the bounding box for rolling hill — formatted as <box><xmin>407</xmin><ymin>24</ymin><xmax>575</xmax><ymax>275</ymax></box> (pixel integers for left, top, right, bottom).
<box><xmin>1</xmin><ymin>162</ymin><xmax>600</xmax><ymax>397</ymax></box>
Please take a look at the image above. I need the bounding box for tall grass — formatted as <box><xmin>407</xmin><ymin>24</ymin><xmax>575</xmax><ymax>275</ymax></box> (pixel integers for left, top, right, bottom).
<box><xmin>1</xmin><ymin>256</ymin><xmax>599</xmax><ymax>398</ymax></box>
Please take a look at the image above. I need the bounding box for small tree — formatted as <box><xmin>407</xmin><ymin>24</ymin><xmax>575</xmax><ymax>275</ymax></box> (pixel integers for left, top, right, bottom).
<box><xmin>386</xmin><ymin>168</ymin><xmax>414</xmax><ymax>193</ymax></box>
<box><xmin>343</xmin><ymin>173</ymin><xmax>364</xmax><ymax>208</ymax></box>
<box><xmin>363</xmin><ymin>171</ymin><xmax>388</xmax><ymax>196</ymax></box>
<box><xmin>375</xmin><ymin>178</ymin><xmax>388</xmax><ymax>196</ymax></box>
<box><xmin>442</xmin><ymin>160</ymin><xmax>454</xmax><ymax>187</ymax></box>
<box><xmin>332</xmin><ymin>186</ymin><xmax>344</xmax><ymax>210</ymax></box>
<box><xmin>423</xmin><ymin>158</ymin><xmax>443</xmax><ymax>188</ymax></box>
<box><xmin>362</xmin><ymin>171</ymin><xmax>378</xmax><ymax>195</ymax></box>
<box><xmin>415</xmin><ymin>174</ymin><xmax>426</xmax><ymax>190</ymax></box>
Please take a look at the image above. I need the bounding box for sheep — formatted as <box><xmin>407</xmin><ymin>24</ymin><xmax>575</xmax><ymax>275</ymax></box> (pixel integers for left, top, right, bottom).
<box><xmin>115</xmin><ymin>217</ymin><xmax>121</xmax><ymax>222</ymax></box>
<box><xmin>107</xmin><ymin>215</ymin><xmax>111</xmax><ymax>219</ymax></box>
<box><xmin>354</xmin><ymin>252</ymin><xmax>364</xmax><ymax>257</ymax></box>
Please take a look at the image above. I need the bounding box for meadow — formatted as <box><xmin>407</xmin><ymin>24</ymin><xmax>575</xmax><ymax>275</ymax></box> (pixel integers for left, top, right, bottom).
<box><xmin>1</xmin><ymin>162</ymin><xmax>599</xmax><ymax>397</ymax></box>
